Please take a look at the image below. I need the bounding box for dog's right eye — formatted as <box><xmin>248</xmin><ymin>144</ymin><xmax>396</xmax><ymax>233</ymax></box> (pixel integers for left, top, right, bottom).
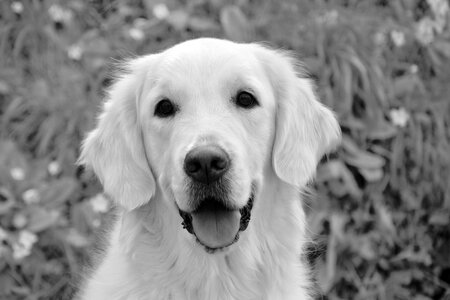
<box><xmin>235</xmin><ymin>91</ymin><xmax>259</xmax><ymax>109</ymax></box>
<box><xmin>154</xmin><ymin>99</ymin><xmax>177</xmax><ymax>118</ymax></box>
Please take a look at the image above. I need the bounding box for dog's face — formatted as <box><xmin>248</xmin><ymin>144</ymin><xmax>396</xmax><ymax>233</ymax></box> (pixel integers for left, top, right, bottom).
<box><xmin>80</xmin><ymin>38</ymin><xmax>341</xmax><ymax>252</ymax></box>
<box><xmin>139</xmin><ymin>41</ymin><xmax>276</xmax><ymax>250</ymax></box>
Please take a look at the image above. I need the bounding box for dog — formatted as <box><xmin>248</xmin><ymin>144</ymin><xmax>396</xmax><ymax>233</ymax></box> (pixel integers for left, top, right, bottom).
<box><xmin>77</xmin><ymin>38</ymin><xmax>341</xmax><ymax>300</ymax></box>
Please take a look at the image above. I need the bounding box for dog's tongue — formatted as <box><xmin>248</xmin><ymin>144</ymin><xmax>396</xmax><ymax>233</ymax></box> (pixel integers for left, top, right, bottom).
<box><xmin>191</xmin><ymin>209</ymin><xmax>240</xmax><ymax>249</ymax></box>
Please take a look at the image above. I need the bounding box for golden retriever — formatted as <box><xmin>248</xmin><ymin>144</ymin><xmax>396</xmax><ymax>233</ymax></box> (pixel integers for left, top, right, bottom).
<box><xmin>78</xmin><ymin>38</ymin><xmax>341</xmax><ymax>300</ymax></box>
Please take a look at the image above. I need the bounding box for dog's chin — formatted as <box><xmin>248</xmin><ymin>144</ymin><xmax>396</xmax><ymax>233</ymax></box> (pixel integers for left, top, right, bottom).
<box><xmin>179</xmin><ymin>194</ymin><xmax>254</xmax><ymax>253</ymax></box>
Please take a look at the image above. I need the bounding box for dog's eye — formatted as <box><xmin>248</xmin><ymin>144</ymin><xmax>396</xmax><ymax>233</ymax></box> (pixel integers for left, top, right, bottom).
<box><xmin>154</xmin><ymin>99</ymin><xmax>177</xmax><ymax>117</ymax></box>
<box><xmin>235</xmin><ymin>91</ymin><xmax>259</xmax><ymax>109</ymax></box>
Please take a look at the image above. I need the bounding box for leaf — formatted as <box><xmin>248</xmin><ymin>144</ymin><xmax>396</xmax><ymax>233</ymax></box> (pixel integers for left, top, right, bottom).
<box><xmin>340</xmin><ymin>115</ymin><xmax>366</xmax><ymax>130</ymax></box>
<box><xmin>340</xmin><ymin>135</ymin><xmax>361</xmax><ymax>155</ymax></box>
<box><xmin>429</xmin><ymin>210</ymin><xmax>449</xmax><ymax>226</ymax></box>
<box><xmin>340</xmin><ymin>60</ymin><xmax>353</xmax><ymax>111</ymax></box>
<box><xmin>341</xmin><ymin>136</ymin><xmax>385</xmax><ymax>169</ymax></box>
<box><xmin>359</xmin><ymin>167</ymin><xmax>383</xmax><ymax>182</ymax></box>
<box><xmin>340</xmin><ymin>137</ymin><xmax>385</xmax><ymax>182</ymax></box>
<box><xmin>393</xmin><ymin>74</ymin><xmax>422</xmax><ymax>98</ymax></box>
<box><xmin>375</xmin><ymin>201</ymin><xmax>396</xmax><ymax>235</ymax></box>
<box><xmin>317</xmin><ymin>160</ymin><xmax>362</xmax><ymax>198</ymax></box>
<box><xmin>400</xmin><ymin>189</ymin><xmax>421</xmax><ymax>210</ymax></box>
<box><xmin>389</xmin><ymin>270</ymin><xmax>413</xmax><ymax>285</ymax></box>
<box><xmin>188</xmin><ymin>17</ymin><xmax>219</xmax><ymax>31</ymax></box>
<box><xmin>394</xmin><ymin>248</ymin><xmax>432</xmax><ymax>265</ymax></box>
<box><xmin>0</xmin><ymin>188</ymin><xmax>15</xmax><ymax>215</ymax></box>
<box><xmin>433</xmin><ymin>40</ymin><xmax>450</xmax><ymax>58</ymax></box>
<box><xmin>0</xmin><ymin>273</ymin><xmax>14</xmax><ymax>296</ymax></box>
<box><xmin>354</xmin><ymin>236</ymin><xmax>377</xmax><ymax>260</ymax></box>
<box><xmin>330</xmin><ymin>213</ymin><xmax>347</xmax><ymax>242</ymax></box>
<box><xmin>317</xmin><ymin>160</ymin><xmax>344</xmax><ymax>181</ymax></box>
<box><xmin>0</xmin><ymin>140</ymin><xmax>28</xmax><ymax>177</ymax></box>
<box><xmin>366</xmin><ymin>119</ymin><xmax>398</xmax><ymax>140</ymax></box>
<box><xmin>302</xmin><ymin>57</ymin><xmax>321</xmax><ymax>75</ymax></box>
<box><xmin>317</xmin><ymin>214</ymin><xmax>345</xmax><ymax>293</ymax></box>
<box><xmin>167</xmin><ymin>10</ymin><xmax>189</xmax><ymax>31</ymax></box>
<box><xmin>316</xmin><ymin>255</ymin><xmax>334</xmax><ymax>293</ymax></box>
<box><xmin>59</xmin><ymin>65</ymin><xmax>84</xmax><ymax>84</ymax></box>
<box><xmin>70</xmin><ymin>203</ymin><xmax>92</xmax><ymax>234</ymax></box>
<box><xmin>2</xmin><ymin>96</ymin><xmax>25</xmax><ymax>124</ymax></box>
<box><xmin>63</xmin><ymin>228</ymin><xmax>90</xmax><ymax>248</ymax></box>
<box><xmin>0</xmin><ymin>81</ymin><xmax>10</xmax><ymax>95</ymax></box>
<box><xmin>220</xmin><ymin>5</ymin><xmax>254</xmax><ymax>42</ymax></box>
<box><xmin>41</xmin><ymin>177</ymin><xmax>77</xmax><ymax>207</ymax></box>
<box><xmin>80</xmin><ymin>30</ymin><xmax>110</xmax><ymax>55</ymax></box>
<box><xmin>385</xmin><ymin>271</ymin><xmax>413</xmax><ymax>300</ymax></box>
<box><xmin>31</xmin><ymin>79</ymin><xmax>50</xmax><ymax>103</ymax></box>
<box><xmin>27</xmin><ymin>207</ymin><xmax>60</xmax><ymax>233</ymax></box>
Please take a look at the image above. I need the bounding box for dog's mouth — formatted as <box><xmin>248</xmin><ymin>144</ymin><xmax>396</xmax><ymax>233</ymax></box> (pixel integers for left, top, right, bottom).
<box><xmin>178</xmin><ymin>193</ymin><xmax>254</xmax><ymax>253</ymax></box>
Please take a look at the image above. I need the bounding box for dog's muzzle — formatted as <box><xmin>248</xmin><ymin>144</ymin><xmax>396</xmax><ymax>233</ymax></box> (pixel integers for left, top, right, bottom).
<box><xmin>179</xmin><ymin>145</ymin><xmax>254</xmax><ymax>252</ymax></box>
<box><xmin>178</xmin><ymin>193</ymin><xmax>254</xmax><ymax>253</ymax></box>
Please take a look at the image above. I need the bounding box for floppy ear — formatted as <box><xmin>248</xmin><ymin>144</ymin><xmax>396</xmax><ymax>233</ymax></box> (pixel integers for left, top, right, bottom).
<box><xmin>79</xmin><ymin>56</ymin><xmax>156</xmax><ymax>210</ymax></box>
<box><xmin>254</xmin><ymin>45</ymin><xmax>341</xmax><ymax>187</ymax></box>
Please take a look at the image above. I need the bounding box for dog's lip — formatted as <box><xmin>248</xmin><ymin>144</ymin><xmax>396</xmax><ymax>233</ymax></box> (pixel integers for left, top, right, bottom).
<box><xmin>178</xmin><ymin>192</ymin><xmax>255</xmax><ymax>252</ymax></box>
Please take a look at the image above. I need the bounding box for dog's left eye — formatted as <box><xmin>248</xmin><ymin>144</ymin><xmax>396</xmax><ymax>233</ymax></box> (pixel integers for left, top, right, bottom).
<box><xmin>235</xmin><ymin>91</ymin><xmax>259</xmax><ymax>109</ymax></box>
<box><xmin>154</xmin><ymin>99</ymin><xmax>177</xmax><ymax>118</ymax></box>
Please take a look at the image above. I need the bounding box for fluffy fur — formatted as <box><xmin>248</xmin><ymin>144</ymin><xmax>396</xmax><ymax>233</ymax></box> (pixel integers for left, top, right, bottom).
<box><xmin>77</xmin><ymin>38</ymin><xmax>341</xmax><ymax>300</ymax></box>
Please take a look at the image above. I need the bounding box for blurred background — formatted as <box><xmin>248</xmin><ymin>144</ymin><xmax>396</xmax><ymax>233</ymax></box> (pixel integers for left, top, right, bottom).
<box><xmin>0</xmin><ymin>0</ymin><xmax>449</xmax><ymax>299</ymax></box>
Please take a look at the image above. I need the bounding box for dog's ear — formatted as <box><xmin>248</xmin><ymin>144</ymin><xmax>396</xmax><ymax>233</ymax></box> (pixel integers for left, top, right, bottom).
<box><xmin>253</xmin><ymin>45</ymin><xmax>341</xmax><ymax>188</ymax></box>
<box><xmin>79</xmin><ymin>56</ymin><xmax>157</xmax><ymax>210</ymax></box>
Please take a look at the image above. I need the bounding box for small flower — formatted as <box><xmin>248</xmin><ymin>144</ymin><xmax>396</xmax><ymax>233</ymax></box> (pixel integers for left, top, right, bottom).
<box><xmin>67</xmin><ymin>45</ymin><xmax>83</xmax><ymax>60</ymax></box>
<box><xmin>0</xmin><ymin>227</ymin><xmax>8</xmax><ymax>242</ymax></box>
<box><xmin>427</xmin><ymin>0</ymin><xmax>449</xmax><ymax>18</ymax></box>
<box><xmin>22</xmin><ymin>189</ymin><xmax>40</xmax><ymax>204</ymax></box>
<box><xmin>133</xmin><ymin>18</ymin><xmax>148</xmax><ymax>28</ymax></box>
<box><xmin>10</xmin><ymin>167</ymin><xmax>25</xmax><ymax>181</ymax></box>
<box><xmin>153</xmin><ymin>4</ymin><xmax>169</xmax><ymax>20</ymax></box>
<box><xmin>48</xmin><ymin>161</ymin><xmax>61</xmax><ymax>176</ymax></box>
<box><xmin>390</xmin><ymin>30</ymin><xmax>405</xmax><ymax>47</ymax></box>
<box><xmin>12</xmin><ymin>246</ymin><xmax>29</xmax><ymax>260</ymax></box>
<box><xmin>12</xmin><ymin>213</ymin><xmax>27</xmax><ymax>229</ymax></box>
<box><xmin>323</xmin><ymin>10</ymin><xmax>339</xmax><ymax>25</ymax></box>
<box><xmin>90</xmin><ymin>194</ymin><xmax>110</xmax><ymax>213</ymax></box>
<box><xmin>48</xmin><ymin>4</ymin><xmax>73</xmax><ymax>23</ymax></box>
<box><xmin>390</xmin><ymin>108</ymin><xmax>410</xmax><ymax>127</ymax></box>
<box><xmin>11</xmin><ymin>1</ymin><xmax>24</xmax><ymax>14</ymax></box>
<box><xmin>12</xmin><ymin>230</ymin><xmax>38</xmax><ymax>260</ymax></box>
<box><xmin>129</xmin><ymin>27</ymin><xmax>145</xmax><ymax>41</ymax></box>
<box><xmin>374</xmin><ymin>31</ymin><xmax>386</xmax><ymax>46</ymax></box>
<box><xmin>415</xmin><ymin>18</ymin><xmax>435</xmax><ymax>45</ymax></box>
<box><xmin>0</xmin><ymin>81</ymin><xmax>10</xmax><ymax>95</ymax></box>
<box><xmin>92</xmin><ymin>218</ymin><xmax>101</xmax><ymax>228</ymax></box>
<box><xmin>409</xmin><ymin>64</ymin><xmax>419</xmax><ymax>74</ymax></box>
<box><xmin>19</xmin><ymin>230</ymin><xmax>37</xmax><ymax>246</ymax></box>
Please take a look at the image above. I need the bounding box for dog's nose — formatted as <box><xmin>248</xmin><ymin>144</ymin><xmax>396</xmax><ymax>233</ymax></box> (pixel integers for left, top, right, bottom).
<box><xmin>184</xmin><ymin>145</ymin><xmax>229</xmax><ymax>184</ymax></box>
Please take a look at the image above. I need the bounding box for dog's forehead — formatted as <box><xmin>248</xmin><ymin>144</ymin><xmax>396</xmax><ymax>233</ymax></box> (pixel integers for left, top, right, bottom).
<box><xmin>164</xmin><ymin>38</ymin><xmax>249</xmax><ymax>60</ymax></box>
<box><xmin>157</xmin><ymin>39</ymin><xmax>260</xmax><ymax>77</ymax></box>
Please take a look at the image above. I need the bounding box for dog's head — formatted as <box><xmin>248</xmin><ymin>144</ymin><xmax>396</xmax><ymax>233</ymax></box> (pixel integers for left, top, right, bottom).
<box><xmin>80</xmin><ymin>38</ymin><xmax>340</xmax><ymax>252</ymax></box>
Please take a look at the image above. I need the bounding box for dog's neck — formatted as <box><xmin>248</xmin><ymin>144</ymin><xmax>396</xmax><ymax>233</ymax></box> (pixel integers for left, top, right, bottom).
<box><xmin>115</xmin><ymin>175</ymin><xmax>310</xmax><ymax>299</ymax></box>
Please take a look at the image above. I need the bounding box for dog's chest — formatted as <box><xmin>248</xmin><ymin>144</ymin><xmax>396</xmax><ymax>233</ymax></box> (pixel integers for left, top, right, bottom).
<box><xmin>128</xmin><ymin>248</ymin><xmax>307</xmax><ymax>300</ymax></box>
<box><xmin>133</xmin><ymin>257</ymin><xmax>262</xmax><ymax>299</ymax></box>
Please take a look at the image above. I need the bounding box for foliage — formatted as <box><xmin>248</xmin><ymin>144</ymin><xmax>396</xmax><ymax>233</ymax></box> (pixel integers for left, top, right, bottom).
<box><xmin>0</xmin><ymin>0</ymin><xmax>449</xmax><ymax>299</ymax></box>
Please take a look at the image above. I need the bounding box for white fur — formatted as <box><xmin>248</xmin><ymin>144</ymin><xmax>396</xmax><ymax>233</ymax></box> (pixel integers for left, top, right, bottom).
<box><xmin>77</xmin><ymin>38</ymin><xmax>341</xmax><ymax>300</ymax></box>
